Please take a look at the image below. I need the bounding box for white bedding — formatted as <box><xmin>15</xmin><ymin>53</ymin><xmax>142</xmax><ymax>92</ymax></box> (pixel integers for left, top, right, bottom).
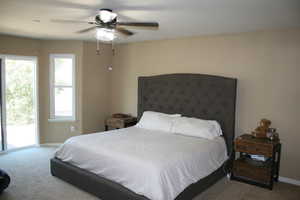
<box><xmin>55</xmin><ymin>127</ymin><xmax>228</xmax><ymax>200</ymax></box>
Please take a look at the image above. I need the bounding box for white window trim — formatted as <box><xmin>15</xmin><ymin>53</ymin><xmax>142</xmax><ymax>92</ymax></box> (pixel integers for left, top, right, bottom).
<box><xmin>49</xmin><ymin>54</ymin><xmax>76</xmax><ymax>122</ymax></box>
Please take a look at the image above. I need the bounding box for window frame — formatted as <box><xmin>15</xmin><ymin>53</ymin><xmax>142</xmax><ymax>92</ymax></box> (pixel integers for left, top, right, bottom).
<box><xmin>49</xmin><ymin>54</ymin><xmax>76</xmax><ymax>122</ymax></box>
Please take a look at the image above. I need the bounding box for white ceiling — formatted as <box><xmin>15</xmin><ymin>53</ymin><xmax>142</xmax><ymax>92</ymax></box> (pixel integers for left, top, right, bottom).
<box><xmin>0</xmin><ymin>0</ymin><xmax>300</xmax><ymax>43</ymax></box>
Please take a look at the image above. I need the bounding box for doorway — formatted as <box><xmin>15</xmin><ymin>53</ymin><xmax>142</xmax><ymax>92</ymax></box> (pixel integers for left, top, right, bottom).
<box><xmin>0</xmin><ymin>55</ymin><xmax>38</xmax><ymax>151</ymax></box>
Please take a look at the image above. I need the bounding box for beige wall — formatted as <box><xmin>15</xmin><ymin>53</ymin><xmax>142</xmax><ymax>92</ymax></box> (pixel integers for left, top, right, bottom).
<box><xmin>109</xmin><ymin>29</ymin><xmax>300</xmax><ymax>180</ymax></box>
<box><xmin>82</xmin><ymin>42</ymin><xmax>111</xmax><ymax>134</ymax></box>
<box><xmin>0</xmin><ymin>35</ymin><xmax>41</xmax><ymax>56</ymax></box>
<box><xmin>39</xmin><ymin>40</ymin><xmax>84</xmax><ymax>143</ymax></box>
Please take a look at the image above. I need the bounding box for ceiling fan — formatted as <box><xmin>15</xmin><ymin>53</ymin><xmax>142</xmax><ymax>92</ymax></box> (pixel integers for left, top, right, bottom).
<box><xmin>52</xmin><ymin>8</ymin><xmax>159</xmax><ymax>42</ymax></box>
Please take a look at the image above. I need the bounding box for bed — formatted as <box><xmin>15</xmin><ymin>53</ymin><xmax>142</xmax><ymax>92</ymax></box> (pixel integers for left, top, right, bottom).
<box><xmin>51</xmin><ymin>73</ymin><xmax>237</xmax><ymax>200</ymax></box>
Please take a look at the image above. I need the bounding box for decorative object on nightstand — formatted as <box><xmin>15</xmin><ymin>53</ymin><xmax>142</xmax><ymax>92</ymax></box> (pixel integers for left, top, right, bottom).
<box><xmin>105</xmin><ymin>114</ymin><xmax>137</xmax><ymax>131</ymax></box>
<box><xmin>251</xmin><ymin>119</ymin><xmax>279</xmax><ymax>140</ymax></box>
<box><xmin>231</xmin><ymin>133</ymin><xmax>281</xmax><ymax>190</ymax></box>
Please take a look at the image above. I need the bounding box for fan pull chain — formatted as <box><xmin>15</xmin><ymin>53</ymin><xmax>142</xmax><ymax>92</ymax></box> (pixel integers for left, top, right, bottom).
<box><xmin>96</xmin><ymin>39</ymin><xmax>100</xmax><ymax>55</ymax></box>
<box><xmin>112</xmin><ymin>41</ymin><xmax>115</xmax><ymax>56</ymax></box>
<box><xmin>107</xmin><ymin>41</ymin><xmax>114</xmax><ymax>71</ymax></box>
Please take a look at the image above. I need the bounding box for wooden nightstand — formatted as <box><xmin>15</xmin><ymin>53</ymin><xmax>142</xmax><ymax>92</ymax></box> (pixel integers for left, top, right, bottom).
<box><xmin>231</xmin><ymin>134</ymin><xmax>281</xmax><ymax>190</ymax></box>
<box><xmin>105</xmin><ymin>117</ymin><xmax>137</xmax><ymax>131</ymax></box>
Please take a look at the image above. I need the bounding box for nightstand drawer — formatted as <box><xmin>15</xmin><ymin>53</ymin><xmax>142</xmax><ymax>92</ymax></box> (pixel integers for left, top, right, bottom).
<box><xmin>235</xmin><ymin>141</ymin><xmax>273</xmax><ymax>157</ymax></box>
<box><xmin>106</xmin><ymin>118</ymin><xmax>125</xmax><ymax>128</ymax></box>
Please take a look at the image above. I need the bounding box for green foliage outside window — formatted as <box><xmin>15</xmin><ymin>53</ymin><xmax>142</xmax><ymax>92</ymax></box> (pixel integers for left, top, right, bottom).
<box><xmin>6</xmin><ymin>60</ymin><xmax>34</xmax><ymax>125</ymax></box>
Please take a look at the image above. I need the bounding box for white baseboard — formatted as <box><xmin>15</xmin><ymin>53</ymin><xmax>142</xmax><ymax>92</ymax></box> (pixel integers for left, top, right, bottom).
<box><xmin>279</xmin><ymin>176</ymin><xmax>300</xmax><ymax>186</ymax></box>
<box><xmin>39</xmin><ymin>143</ymin><xmax>62</xmax><ymax>147</ymax></box>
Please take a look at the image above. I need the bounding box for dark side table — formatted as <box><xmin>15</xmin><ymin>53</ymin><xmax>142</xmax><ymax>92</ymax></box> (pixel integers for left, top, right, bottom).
<box><xmin>231</xmin><ymin>134</ymin><xmax>281</xmax><ymax>190</ymax></box>
<box><xmin>105</xmin><ymin>117</ymin><xmax>137</xmax><ymax>131</ymax></box>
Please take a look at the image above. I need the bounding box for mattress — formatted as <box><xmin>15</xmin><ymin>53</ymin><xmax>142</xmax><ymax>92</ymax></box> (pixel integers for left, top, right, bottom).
<box><xmin>55</xmin><ymin>127</ymin><xmax>228</xmax><ymax>200</ymax></box>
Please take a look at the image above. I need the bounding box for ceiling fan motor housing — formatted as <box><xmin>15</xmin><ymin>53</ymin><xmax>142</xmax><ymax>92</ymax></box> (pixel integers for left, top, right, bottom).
<box><xmin>95</xmin><ymin>15</ymin><xmax>117</xmax><ymax>26</ymax></box>
<box><xmin>96</xmin><ymin>8</ymin><xmax>117</xmax><ymax>26</ymax></box>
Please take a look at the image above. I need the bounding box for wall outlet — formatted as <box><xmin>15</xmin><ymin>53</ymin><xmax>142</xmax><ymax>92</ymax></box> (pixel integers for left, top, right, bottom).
<box><xmin>70</xmin><ymin>126</ymin><xmax>76</xmax><ymax>132</ymax></box>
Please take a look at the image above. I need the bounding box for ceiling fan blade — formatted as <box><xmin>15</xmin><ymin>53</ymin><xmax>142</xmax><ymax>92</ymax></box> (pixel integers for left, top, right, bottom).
<box><xmin>51</xmin><ymin>19</ymin><xmax>94</xmax><ymax>24</ymax></box>
<box><xmin>76</xmin><ymin>26</ymin><xmax>97</xmax><ymax>34</ymax></box>
<box><xmin>115</xmin><ymin>27</ymin><xmax>134</xmax><ymax>36</ymax></box>
<box><xmin>117</xmin><ymin>22</ymin><xmax>159</xmax><ymax>30</ymax></box>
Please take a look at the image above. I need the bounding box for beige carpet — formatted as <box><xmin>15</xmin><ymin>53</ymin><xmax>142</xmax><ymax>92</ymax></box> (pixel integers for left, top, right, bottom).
<box><xmin>0</xmin><ymin>147</ymin><xmax>299</xmax><ymax>200</ymax></box>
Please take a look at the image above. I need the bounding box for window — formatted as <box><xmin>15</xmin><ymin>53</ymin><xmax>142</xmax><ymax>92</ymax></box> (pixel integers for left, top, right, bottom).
<box><xmin>49</xmin><ymin>54</ymin><xmax>75</xmax><ymax>121</ymax></box>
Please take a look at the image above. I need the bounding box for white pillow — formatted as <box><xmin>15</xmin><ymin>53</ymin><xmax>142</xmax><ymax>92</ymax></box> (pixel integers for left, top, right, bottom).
<box><xmin>136</xmin><ymin>111</ymin><xmax>181</xmax><ymax>132</ymax></box>
<box><xmin>171</xmin><ymin>117</ymin><xmax>222</xmax><ymax>140</ymax></box>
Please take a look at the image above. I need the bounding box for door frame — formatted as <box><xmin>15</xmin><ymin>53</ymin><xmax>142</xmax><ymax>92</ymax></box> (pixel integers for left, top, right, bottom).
<box><xmin>0</xmin><ymin>54</ymin><xmax>39</xmax><ymax>151</ymax></box>
<box><xmin>0</xmin><ymin>58</ymin><xmax>4</xmax><ymax>151</ymax></box>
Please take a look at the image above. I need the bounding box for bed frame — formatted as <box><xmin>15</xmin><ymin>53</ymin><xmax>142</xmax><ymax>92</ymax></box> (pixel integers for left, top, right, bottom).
<box><xmin>51</xmin><ymin>73</ymin><xmax>237</xmax><ymax>200</ymax></box>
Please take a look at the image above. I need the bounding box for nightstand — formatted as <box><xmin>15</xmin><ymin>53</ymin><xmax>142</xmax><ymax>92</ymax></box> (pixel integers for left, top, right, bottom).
<box><xmin>105</xmin><ymin>117</ymin><xmax>137</xmax><ymax>131</ymax></box>
<box><xmin>231</xmin><ymin>134</ymin><xmax>281</xmax><ymax>190</ymax></box>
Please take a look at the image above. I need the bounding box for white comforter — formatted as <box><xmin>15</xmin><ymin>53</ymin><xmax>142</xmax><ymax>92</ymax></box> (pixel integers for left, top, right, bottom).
<box><xmin>55</xmin><ymin>127</ymin><xmax>228</xmax><ymax>200</ymax></box>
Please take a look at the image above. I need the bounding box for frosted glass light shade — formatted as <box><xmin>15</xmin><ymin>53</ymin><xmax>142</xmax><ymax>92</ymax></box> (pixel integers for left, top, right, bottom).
<box><xmin>96</xmin><ymin>28</ymin><xmax>116</xmax><ymax>42</ymax></box>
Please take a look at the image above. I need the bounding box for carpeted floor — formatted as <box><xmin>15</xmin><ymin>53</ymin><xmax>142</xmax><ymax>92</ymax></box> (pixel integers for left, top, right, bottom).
<box><xmin>0</xmin><ymin>147</ymin><xmax>299</xmax><ymax>200</ymax></box>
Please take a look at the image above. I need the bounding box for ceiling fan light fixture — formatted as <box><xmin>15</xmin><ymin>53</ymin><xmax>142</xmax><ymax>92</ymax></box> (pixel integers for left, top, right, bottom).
<box><xmin>96</xmin><ymin>28</ymin><xmax>116</xmax><ymax>42</ymax></box>
<box><xmin>99</xmin><ymin>9</ymin><xmax>117</xmax><ymax>23</ymax></box>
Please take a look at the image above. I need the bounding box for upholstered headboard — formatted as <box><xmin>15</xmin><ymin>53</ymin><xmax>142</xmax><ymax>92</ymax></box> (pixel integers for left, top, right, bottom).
<box><xmin>137</xmin><ymin>73</ymin><xmax>237</xmax><ymax>154</ymax></box>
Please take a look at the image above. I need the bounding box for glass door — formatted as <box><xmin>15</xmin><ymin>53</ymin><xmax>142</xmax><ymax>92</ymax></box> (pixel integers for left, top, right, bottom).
<box><xmin>0</xmin><ymin>55</ymin><xmax>38</xmax><ymax>151</ymax></box>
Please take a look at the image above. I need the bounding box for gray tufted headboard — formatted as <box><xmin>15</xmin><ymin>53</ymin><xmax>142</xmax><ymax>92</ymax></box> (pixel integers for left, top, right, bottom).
<box><xmin>137</xmin><ymin>73</ymin><xmax>237</xmax><ymax>154</ymax></box>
